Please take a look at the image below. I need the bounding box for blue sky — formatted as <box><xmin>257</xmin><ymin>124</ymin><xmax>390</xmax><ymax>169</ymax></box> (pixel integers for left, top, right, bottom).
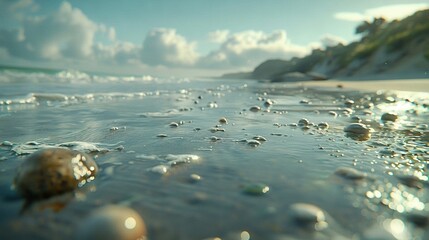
<box><xmin>0</xmin><ymin>0</ymin><xmax>428</xmax><ymax>77</ymax></box>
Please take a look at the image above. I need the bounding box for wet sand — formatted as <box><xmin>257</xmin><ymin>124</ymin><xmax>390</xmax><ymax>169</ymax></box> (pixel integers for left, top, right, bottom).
<box><xmin>0</xmin><ymin>74</ymin><xmax>429</xmax><ymax>239</ymax></box>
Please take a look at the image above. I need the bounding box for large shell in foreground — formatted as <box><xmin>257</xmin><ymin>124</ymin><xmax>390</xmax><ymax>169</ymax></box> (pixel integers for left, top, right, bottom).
<box><xmin>14</xmin><ymin>148</ymin><xmax>98</xmax><ymax>199</ymax></box>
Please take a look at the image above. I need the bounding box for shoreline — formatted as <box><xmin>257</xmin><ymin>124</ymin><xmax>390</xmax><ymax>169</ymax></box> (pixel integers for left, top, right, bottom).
<box><xmin>298</xmin><ymin>79</ymin><xmax>429</xmax><ymax>92</ymax></box>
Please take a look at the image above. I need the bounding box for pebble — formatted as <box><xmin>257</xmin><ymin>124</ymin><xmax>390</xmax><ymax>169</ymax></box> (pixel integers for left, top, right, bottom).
<box><xmin>247</xmin><ymin>140</ymin><xmax>261</xmax><ymax>147</ymax></box>
<box><xmin>264</xmin><ymin>99</ymin><xmax>274</xmax><ymax>106</ymax></box>
<box><xmin>350</xmin><ymin>116</ymin><xmax>362</xmax><ymax>123</ymax></box>
<box><xmin>252</xmin><ymin>136</ymin><xmax>267</xmax><ymax>142</ymax></box>
<box><xmin>298</xmin><ymin>118</ymin><xmax>310</xmax><ymax>126</ymax></box>
<box><xmin>381</xmin><ymin>113</ymin><xmax>398</xmax><ymax>122</ymax></box>
<box><xmin>344</xmin><ymin>99</ymin><xmax>354</xmax><ymax>107</ymax></box>
<box><xmin>343</xmin><ymin>123</ymin><xmax>371</xmax><ymax>134</ymax></box>
<box><xmin>328</xmin><ymin>111</ymin><xmax>338</xmax><ymax>117</ymax></box>
<box><xmin>169</xmin><ymin>122</ymin><xmax>179</xmax><ymax>127</ymax></box>
<box><xmin>14</xmin><ymin>148</ymin><xmax>98</xmax><ymax>199</ymax></box>
<box><xmin>188</xmin><ymin>174</ymin><xmax>202</xmax><ymax>183</ymax></box>
<box><xmin>317</xmin><ymin>122</ymin><xmax>329</xmax><ymax>129</ymax></box>
<box><xmin>76</xmin><ymin>205</ymin><xmax>147</xmax><ymax>240</ymax></box>
<box><xmin>334</xmin><ymin>166</ymin><xmax>367</xmax><ymax>180</ymax></box>
<box><xmin>249</xmin><ymin>106</ymin><xmax>261</xmax><ymax>112</ymax></box>
<box><xmin>219</xmin><ymin>117</ymin><xmax>228</xmax><ymax>124</ymax></box>
<box><xmin>289</xmin><ymin>203</ymin><xmax>327</xmax><ymax>230</ymax></box>
<box><xmin>210</xmin><ymin>136</ymin><xmax>221</xmax><ymax>142</ymax></box>
<box><xmin>1</xmin><ymin>141</ymin><xmax>13</xmax><ymax>146</ymax></box>
<box><xmin>243</xmin><ymin>183</ymin><xmax>270</xmax><ymax>196</ymax></box>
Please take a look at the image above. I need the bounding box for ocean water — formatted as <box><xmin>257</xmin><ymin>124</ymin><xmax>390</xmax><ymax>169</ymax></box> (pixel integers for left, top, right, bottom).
<box><xmin>0</xmin><ymin>67</ymin><xmax>428</xmax><ymax>239</ymax></box>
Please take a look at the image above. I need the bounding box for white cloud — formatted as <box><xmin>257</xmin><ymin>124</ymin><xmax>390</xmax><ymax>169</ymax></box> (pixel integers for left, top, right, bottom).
<box><xmin>199</xmin><ymin>30</ymin><xmax>309</xmax><ymax>69</ymax></box>
<box><xmin>0</xmin><ymin>2</ymin><xmax>100</xmax><ymax>60</ymax></box>
<box><xmin>0</xmin><ymin>1</ymin><xmax>132</xmax><ymax>65</ymax></box>
<box><xmin>320</xmin><ymin>34</ymin><xmax>347</xmax><ymax>48</ymax></box>
<box><xmin>141</xmin><ymin>28</ymin><xmax>199</xmax><ymax>67</ymax></box>
<box><xmin>334</xmin><ymin>3</ymin><xmax>429</xmax><ymax>22</ymax></box>
<box><xmin>94</xmin><ymin>41</ymin><xmax>140</xmax><ymax>64</ymax></box>
<box><xmin>208</xmin><ymin>30</ymin><xmax>230</xmax><ymax>43</ymax></box>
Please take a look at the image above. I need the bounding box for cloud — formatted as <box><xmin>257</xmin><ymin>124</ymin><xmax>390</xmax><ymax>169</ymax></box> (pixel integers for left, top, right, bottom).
<box><xmin>319</xmin><ymin>34</ymin><xmax>347</xmax><ymax>48</ymax></box>
<box><xmin>208</xmin><ymin>30</ymin><xmax>230</xmax><ymax>43</ymax></box>
<box><xmin>0</xmin><ymin>2</ymin><xmax>102</xmax><ymax>60</ymax></box>
<box><xmin>334</xmin><ymin>3</ymin><xmax>429</xmax><ymax>22</ymax></box>
<box><xmin>94</xmin><ymin>41</ymin><xmax>141</xmax><ymax>64</ymax></box>
<box><xmin>141</xmin><ymin>28</ymin><xmax>199</xmax><ymax>67</ymax></box>
<box><xmin>199</xmin><ymin>30</ymin><xmax>309</xmax><ymax>69</ymax></box>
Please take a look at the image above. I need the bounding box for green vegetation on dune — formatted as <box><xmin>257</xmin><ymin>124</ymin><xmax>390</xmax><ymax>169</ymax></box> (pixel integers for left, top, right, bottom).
<box><xmin>233</xmin><ymin>9</ymin><xmax>429</xmax><ymax>80</ymax></box>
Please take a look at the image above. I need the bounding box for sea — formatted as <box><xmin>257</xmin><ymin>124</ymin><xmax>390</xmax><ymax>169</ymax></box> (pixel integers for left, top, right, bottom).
<box><xmin>0</xmin><ymin>66</ymin><xmax>428</xmax><ymax>239</ymax></box>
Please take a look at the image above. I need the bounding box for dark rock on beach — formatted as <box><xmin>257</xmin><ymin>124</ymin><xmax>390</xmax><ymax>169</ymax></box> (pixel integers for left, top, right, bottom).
<box><xmin>14</xmin><ymin>148</ymin><xmax>98</xmax><ymax>199</ymax></box>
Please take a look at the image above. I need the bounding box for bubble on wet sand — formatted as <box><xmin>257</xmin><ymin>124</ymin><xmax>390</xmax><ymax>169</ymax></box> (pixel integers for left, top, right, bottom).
<box><xmin>381</xmin><ymin>112</ymin><xmax>398</xmax><ymax>122</ymax></box>
<box><xmin>334</xmin><ymin>167</ymin><xmax>367</xmax><ymax>180</ymax></box>
<box><xmin>76</xmin><ymin>205</ymin><xmax>147</xmax><ymax>240</ymax></box>
<box><xmin>289</xmin><ymin>203</ymin><xmax>328</xmax><ymax>230</ymax></box>
<box><xmin>14</xmin><ymin>148</ymin><xmax>98</xmax><ymax>199</ymax></box>
<box><xmin>243</xmin><ymin>183</ymin><xmax>270</xmax><ymax>196</ymax></box>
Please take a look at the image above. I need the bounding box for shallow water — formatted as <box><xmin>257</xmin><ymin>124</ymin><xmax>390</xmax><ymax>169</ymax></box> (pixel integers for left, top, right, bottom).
<box><xmin>0</xmin><ymin>69</ymin><xmax>428</xmax><ymax>239</ymax></box>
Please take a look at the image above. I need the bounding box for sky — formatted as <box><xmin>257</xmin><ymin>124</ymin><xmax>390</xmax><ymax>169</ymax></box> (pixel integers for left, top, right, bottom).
<box><xmin>0</xmin><ymin>0</ymin><xmax>428</xmax><ymax>77</ymax></box>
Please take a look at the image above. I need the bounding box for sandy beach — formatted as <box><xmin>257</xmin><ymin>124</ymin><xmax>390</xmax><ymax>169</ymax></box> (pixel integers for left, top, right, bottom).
<box><xmin>300</xmin><ymin>79</ymin><xmax>429</xmax><ymax>92</ymax></box>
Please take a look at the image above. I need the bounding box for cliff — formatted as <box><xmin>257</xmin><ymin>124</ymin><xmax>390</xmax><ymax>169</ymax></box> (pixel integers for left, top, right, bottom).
<box><xmin>221</xmin><ymin>9</ymin><xmax>429</xmax><ymax>81</ymax></box>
